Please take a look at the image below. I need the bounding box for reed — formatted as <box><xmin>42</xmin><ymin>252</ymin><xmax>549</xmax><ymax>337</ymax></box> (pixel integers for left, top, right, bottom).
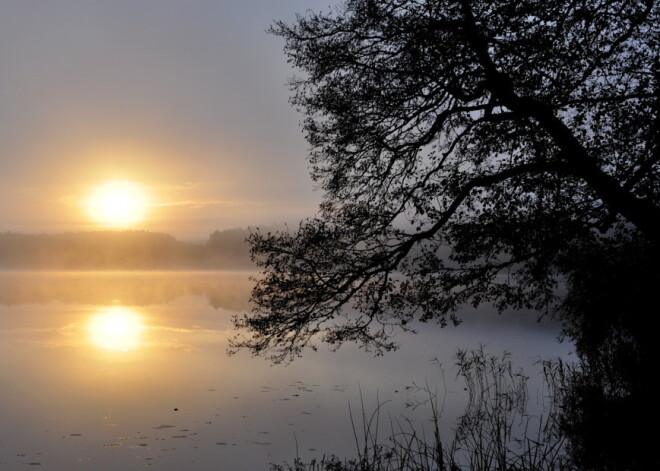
<box><xmin>271</xmin><ymin>348</ymin><xmax>571</xmax><ymax>471</ymax></box>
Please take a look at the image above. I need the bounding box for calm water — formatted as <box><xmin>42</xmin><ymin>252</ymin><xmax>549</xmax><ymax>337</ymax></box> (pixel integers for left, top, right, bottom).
<box><xmin>0</xmin><ymin>272</ymin><xmax>571</xmax><ymax>470</ymax></box>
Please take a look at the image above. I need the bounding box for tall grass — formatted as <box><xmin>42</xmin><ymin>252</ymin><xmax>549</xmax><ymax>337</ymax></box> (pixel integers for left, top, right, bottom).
<box><xmin>271</xmin><ymin>348</ymin><xmax>571</xmax><ymax>471</ymax></box>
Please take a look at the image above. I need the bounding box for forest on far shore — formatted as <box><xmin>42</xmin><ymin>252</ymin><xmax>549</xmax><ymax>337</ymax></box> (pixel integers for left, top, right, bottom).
<box><xmin>0</xmin><ymin>228</ymin><xmax>253</xmax><ymax>270</ymax></box>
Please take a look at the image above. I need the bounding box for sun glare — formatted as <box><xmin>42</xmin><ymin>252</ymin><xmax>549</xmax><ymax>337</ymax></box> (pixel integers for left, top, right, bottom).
<box><xmin>85</xmin><ymin>180</ymin><xmax>148</xmax><ymax>227</ymax></box>
<box><xmin>87</xmin><ymin>307</ymin><xmax>145</xmax><ymax>351</ymax></box>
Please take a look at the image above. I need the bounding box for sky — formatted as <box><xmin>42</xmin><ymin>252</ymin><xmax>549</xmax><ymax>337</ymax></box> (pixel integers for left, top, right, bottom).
<box><xmin>0</xmin><ymin>0</ymin><xmax>334</xmax><ymax>239</ymax></box>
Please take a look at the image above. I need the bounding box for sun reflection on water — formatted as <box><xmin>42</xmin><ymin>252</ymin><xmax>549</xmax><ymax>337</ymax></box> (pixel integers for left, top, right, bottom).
<box><xmin>87</xmin><ymin>306</ymin><xmax>145</xmax><ymax>352</ymax></box>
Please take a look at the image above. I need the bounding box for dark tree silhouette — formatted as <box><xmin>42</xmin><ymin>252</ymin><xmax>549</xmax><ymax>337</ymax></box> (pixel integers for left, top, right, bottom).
<box><xmin>232</xmin><ymin>0</ymin><xmax>659</xmax><ymax>362</ymax></box>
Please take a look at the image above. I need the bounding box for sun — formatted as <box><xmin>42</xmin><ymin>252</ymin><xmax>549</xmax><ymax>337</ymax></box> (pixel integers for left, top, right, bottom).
<box><xmin>87</xmin><ymin>307</ymin><xmax>145</xmax><ymax>351</ymax></box>
<box><xmin>85</xmin><ymin>180</ymin><xmax>149</xmax><ymax>227</ymax></box>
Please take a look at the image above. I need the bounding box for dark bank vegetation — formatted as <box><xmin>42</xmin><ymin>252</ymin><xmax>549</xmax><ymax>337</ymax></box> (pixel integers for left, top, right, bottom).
<box><xmin>0</xmin><ymin>228</ymin><xmax>252</xmax><ymax>270</ymax></box>
<box><xmin>272</xmin><ymin>349</ymin><xmax>572</xmax><ymax>471</ymax></box>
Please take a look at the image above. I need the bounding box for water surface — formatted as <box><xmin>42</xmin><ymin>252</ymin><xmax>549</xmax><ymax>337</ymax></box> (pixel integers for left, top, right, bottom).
<box><xmin>0</xmin><ymin>271</ymin><xmax>571</xmax><ymax>470</ymax></box>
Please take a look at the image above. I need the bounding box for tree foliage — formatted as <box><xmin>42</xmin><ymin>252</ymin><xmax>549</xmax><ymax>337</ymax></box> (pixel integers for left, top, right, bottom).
<box><xmin>232</xmin><ymin>0</ymin><xmax>659</xmax><ymax>363</ymax></box>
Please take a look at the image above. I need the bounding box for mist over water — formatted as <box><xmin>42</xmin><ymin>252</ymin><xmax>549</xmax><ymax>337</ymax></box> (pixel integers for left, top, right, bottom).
<box><xmin>0</xmin><ymin>271</ymin><xmax>252</xmax><ymax>309</ymax></box>
<box><xmin>0</xmin><ymin>271</ymin><xmax>571</xmax><ymax>470</ymax></box>
<box><xmin>0</xmin><ymin>230</ymin><xmax>254</xmax><ymax>270</ymax></box>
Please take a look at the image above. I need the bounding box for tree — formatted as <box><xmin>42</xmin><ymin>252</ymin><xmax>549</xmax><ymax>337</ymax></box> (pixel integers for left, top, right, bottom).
<box><xmin>231</xmin><ymin>0</ymin><xmax>659</xmax><ymax>363</ymax></box>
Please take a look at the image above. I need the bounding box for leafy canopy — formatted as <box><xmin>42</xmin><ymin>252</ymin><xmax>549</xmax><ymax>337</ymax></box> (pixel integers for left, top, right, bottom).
<box><xmin>232</xmin><ymin>0</ymin><xmax>659</xmax><ymax>363</ymax></box>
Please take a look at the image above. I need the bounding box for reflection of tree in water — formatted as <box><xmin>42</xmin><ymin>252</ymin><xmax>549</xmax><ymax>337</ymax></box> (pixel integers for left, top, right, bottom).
<box><xmin>556</xmin><ymin>236</ymin><xmax>659</xmax><ymax>470</ymax></box>
<box><xmin>0</xmin><ymin>272</ymin><xmax>252</xmax><ymax>312</ymax></box>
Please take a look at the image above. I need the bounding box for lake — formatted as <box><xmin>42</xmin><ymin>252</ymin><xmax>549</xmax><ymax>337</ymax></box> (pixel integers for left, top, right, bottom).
<box><xmin>0</xmin><ymin>271</ymin><xmax>572</xmax><ymax>470</ymax></box>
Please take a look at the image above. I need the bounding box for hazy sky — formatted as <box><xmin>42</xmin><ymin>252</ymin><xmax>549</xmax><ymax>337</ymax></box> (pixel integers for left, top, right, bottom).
<box><xmin>0</xmin><ymin>0</ymin><xmax>334</xmax><ymax>239</ymax></box>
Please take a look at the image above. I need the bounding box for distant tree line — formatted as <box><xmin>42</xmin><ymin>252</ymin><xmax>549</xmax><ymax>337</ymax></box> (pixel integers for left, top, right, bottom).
<box><xmin>0</xmin><ymin>271</ymin><xmax>253</xmax><ymax>309</ymax></box>
<box><xmin>0</xmin><ymin>229</ymin><xmax>253</xmax><ymax>270</ymax></box>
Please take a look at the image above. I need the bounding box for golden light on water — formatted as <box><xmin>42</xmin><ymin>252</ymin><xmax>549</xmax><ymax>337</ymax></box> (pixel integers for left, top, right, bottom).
<box><xmin>84</xmin><ymin>180</ymin><xmax>149</xmax><ymax>227</ymax></box>
<box><xmin>87</xmin><ymin>307</ymin><xmax>145</xmax><ymax>351</ymax></box>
